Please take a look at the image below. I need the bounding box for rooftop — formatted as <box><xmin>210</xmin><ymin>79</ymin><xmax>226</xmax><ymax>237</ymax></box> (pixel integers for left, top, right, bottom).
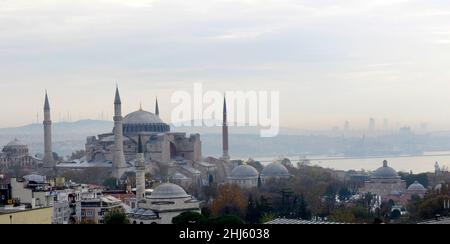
<box><xmin>264</xmin><ymin>218</ymin><xmax>347</xmax><ymax>225</ymax></box>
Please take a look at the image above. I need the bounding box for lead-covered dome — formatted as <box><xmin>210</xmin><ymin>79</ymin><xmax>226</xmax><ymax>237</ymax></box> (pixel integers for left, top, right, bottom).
<box><xmin>6</xmin><ymin>138</ymin><xmax>27</xmax><ymax>147</ymax></box>
<box><xmin>124</xmin><ymin>110</ymin><xmax>163</xmax><ymax>124</ymax></box>
<box><xmin>372</xmin><ymin>160</ymin><xmax>399</xmax><ymax>179</ymax></box>
<box><xmin>122</xmin><ymin>109</ymin><xmax>170</xmax><ymax>134</ymax></box>
<box><xmin>148</xmin><ymin>183</ymin><xmax>189</xmax><ymax>199</ymax></box>
<box><xmin>230</xmin><ymin>164</ymin><xmax>259</xmax><ymax>179</ymax></box>
<box><xmin>261</xmin><ymin>162</ymin><xmax>290</xmax><ymax>178</ymax></box>
<box><xmin>407</xmin><ymin>181</ymin><xmax>426</xmax><ymax>191</ymax></box>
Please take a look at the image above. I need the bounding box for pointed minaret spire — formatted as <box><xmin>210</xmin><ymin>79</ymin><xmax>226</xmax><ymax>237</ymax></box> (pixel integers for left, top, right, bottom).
<box><xmin>222</xmin><ymin>94</ymin><xmax>230</xmax><ymax>161</ymax></box>
<box><xmin>114</xmin><ymin>85</ymin><xmax>121</xmax><ymax>104</ymax></box>
<box><xmin>43</xmin><ymin>91</ymin><xmax>54</xmax><ymax>167</ymax></box>
<box><xmin>155</xmin><ymin>97</ymin><xmax>159</xmax><ymax>116</ymax></box>
<box><xmin>223</xmin><ymin>96</ymin><xmax>227</xmax><ymax>114</ymax></box>
<box><xmin>44</xmin><ymin>90</ymin><xmax>50</xmax><ymax>111</ymax></box>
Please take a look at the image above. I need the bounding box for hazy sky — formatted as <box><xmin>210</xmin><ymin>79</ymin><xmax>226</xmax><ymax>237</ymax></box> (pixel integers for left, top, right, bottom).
<box><xmin>1</xmin><ymin>0</ymin><xmax>450</xmax><ymax>130</ymax></box>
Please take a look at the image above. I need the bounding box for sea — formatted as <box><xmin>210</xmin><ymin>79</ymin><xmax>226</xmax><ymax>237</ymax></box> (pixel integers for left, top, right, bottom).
<box><xmin>248</xmin><ymin>151</ymin><xmax>450</xmax><ymax>173</ymax></box>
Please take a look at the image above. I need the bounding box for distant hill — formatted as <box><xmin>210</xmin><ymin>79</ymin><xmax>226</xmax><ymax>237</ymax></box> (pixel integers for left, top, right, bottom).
<box><xmin>2</xmin><ymin>120</ymin><xmax>449</xmax><ymax>160</ymax></box>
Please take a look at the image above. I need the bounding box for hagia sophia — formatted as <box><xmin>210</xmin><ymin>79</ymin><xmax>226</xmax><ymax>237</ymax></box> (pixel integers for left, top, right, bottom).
<box><xmin>14</xmin><ymin>87</ymin><xmax>292</xmax><ymax>190</ymax></box>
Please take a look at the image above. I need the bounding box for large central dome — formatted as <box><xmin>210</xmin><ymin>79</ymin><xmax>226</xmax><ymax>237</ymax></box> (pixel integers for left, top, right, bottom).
<box><xmin>124</xmin><ymin>110</ymin><xmax>163</xmax><ymax>124</ymax></box>
<box><xmin>122</xmin><ymin>109</ymin><xmax>170</xmax><ymax>134</ymax></box>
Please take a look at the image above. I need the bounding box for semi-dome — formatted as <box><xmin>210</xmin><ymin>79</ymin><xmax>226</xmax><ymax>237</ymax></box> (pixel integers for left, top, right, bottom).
<box><xmin>122</xmin><ymin>109</ymin><xmax>170</xmax><ymax>134</ymax></box>
<box><xmin>148</xmin><ymin>183</ymin><xmax>189</xmax><ymax>199</ymax></box>
<box><xmin>261</xmin><ymin>162</ymin><xmax>290</xmax><ymax>178</ymax></box>
<box><xmin>230</xmin><ymin>164</ymin><xmax>259</xmax><ymax>179</ymax></box>
<box><xmin>408</xmin><ymin>181</ymin><xmax>426</xmax><ymax>191</ymax></box>
<box><xmin>372</xmin><ymin>160</ymin><xmax>399</xmax><ymax>179</ymax></box>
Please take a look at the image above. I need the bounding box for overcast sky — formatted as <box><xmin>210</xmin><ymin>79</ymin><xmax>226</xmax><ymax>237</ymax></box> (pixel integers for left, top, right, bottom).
<box><xmin>1</xmin><ymin>0</ymin><xmax>450</xmax><ymax>130</ymax></box>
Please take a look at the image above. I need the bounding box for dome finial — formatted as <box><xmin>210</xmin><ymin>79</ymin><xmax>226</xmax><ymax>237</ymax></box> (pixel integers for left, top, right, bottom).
<box><xmin>383</xmin><ymin>160</ymin><xmax>388</xmax><ymax>167</ymax></box>
<box><xmin>139</xmin><ymin>101</ymin><xmax>143</xmax><ymax>111</ymax></box>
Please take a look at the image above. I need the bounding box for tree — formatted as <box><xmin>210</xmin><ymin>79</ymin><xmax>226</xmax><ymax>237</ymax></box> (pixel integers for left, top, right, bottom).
<box><xmin>210</xmin><ymin>184</ymin><xmax>247</xmax><ymax>218</ymax></box>
<box><xmin>103</xmin><ymin>178</ymin><xmax>119</xmax><ymax>189</ymax></box>
<box><xmin>260</xmin><ymin>213</ymin><xmax>277</xmax><ymax>223</ymax></box>
<box><xmin>209</xmin><ymin>215</ymin><xmax>245</xmax><ymax>225</ymax></box>
<box><xmin>172</xmin><ymin>212</ymin><xmax>207</xmax><ymax>224</ymax></box>
<box><xmin>104</xmin><ymin>209</ymin><xmax>129</xmax><ymax>224</ymax></box>
<box><xmin>329</xmin><ymin>208</ymin><xmax>356</xmax><ymax>223</ymax></box>
<box><xmin>390</xmin><ymin>209</ymin><xmax>401</xmax><ymax>220</ymax></box>
<box><xmin>338</xmin><ymin>187</ymin><xmax>352</xmax><ymax>202</ymax></box>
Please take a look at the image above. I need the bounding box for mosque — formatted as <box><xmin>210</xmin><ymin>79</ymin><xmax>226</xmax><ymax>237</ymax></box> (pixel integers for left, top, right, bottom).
<box><xmin>361</xmin><ymin>160</ymin><xmax>407</xmax><ymax>200</ymax></box>
<box><xmin>38</xmin><ymin>87</ymin><xmax>291</xmax><ymax>193</ymax></box>
<box><xmin>0</xmin><ymin>139</ymin><xmax>42</xmax><ymax>170</ymax></box>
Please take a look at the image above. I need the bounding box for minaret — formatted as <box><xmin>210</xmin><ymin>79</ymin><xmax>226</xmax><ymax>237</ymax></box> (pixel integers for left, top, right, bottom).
<box><xmin>43</xmin><ymin>91</ymin><xmax>54</xmax><ymax>166</ymax></box>
<box><xmin>221</xmin><ymin>96</ymin><xmax>230</xmax><ymax>161</ymax></box>
<box><xmin>155</xmin><ymin>97</ymin><xmax>159</xmax><ymax>116</ymax></box>
<box><xmin>112</xmin><ymin>86</ymin><xmax>127</xmax><ymax>180</ymax></box>
<box><xmin>135</xmin><ymin>135</ymin><xmax>146</xmax><ymax>202</ymax></box>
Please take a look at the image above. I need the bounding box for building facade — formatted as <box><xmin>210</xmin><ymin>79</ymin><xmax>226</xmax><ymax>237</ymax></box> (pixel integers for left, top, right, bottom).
<box><xmin>0</xmin><ymin>139</ymin><xmax>42</xmax><ymax>170</ymax></box>
<box><xmin>361</xmin><ymin>160</ymin><xmax>406</xmax><ymax>201</ymax></box>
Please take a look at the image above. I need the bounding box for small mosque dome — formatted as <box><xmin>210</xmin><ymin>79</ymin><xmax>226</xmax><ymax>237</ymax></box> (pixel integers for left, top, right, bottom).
<box><xmin>261</xmin><ymin>162</ymin><xmax>290</xmax><ymax>178</ymax></box>
<box><xmin>230</xmin><ymin>164</ymin><xmax>259</xmax><ymax>179</ymax></box>
<box><xmin>148</xmin><ymin>183</ymin><xmax>189</xmax><ymax>199</ymax></box>
<box><xmin>372</xmin><ymin>160</ymin><xmax>399</xmax><ymax>179</ymax></box>
<box><xmin>408</xmin><ymin>181</ymin><xmax>426</xmax><ymax>191</ymax></box>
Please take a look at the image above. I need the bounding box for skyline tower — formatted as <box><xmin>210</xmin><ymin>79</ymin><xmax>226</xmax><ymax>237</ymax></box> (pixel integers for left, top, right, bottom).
<box><xmin>135</xmin><ymin>135</ymin><xmax>146</xmax><ymax>202</ymax></box>
<box><xmin>43</xmin><ymin>91</ymin><xmax>54</xmax><ymax>166</ymax></box>
<box><xmin>112</xmin><ymin>85</ymin><xmax>127</xmax><ymax>181</ymax></box>
<box><xmin>221</xmin><ymin>96</ymin><xmax>230</xmax><ymax>161</ymax></box>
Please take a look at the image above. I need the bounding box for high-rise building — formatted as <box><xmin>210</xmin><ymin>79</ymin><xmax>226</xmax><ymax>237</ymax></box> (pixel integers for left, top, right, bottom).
<box><xmin>368</xmin><ymin>118</ymin><xmax>376</xmax><ymax>132</ymax></box>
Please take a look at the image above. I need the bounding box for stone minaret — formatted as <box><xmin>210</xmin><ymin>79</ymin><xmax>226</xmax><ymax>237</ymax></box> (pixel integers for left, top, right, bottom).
<box><xmin>112</xmin><ymin>86</ymin><xmax>127</xmax><ymax>180</ymax></box>
<box><xmin>43</xmin><ymin>91</ymin><xmax>54</xmax><ymax>166</ymax></box>
<box><xmin>155</xmin><ymin>97</ymin><xmax>159</xmax><ymax>116</ymax></box>
<box><xmin>135</xmin><ymin>135</ymin><xmax>146</xmax><ymax>202</ymax></box>
<box><xmin>221</xmin><ymin>96</ymin><xmax>230</xmax><ymax>161</ymax></box>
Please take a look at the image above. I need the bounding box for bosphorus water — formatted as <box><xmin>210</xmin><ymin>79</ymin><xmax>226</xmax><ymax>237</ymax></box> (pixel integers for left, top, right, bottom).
<box><xmin>251</xmin><ymin>151</ymin><xmax>450</xmax><ymax>173</ymax></box>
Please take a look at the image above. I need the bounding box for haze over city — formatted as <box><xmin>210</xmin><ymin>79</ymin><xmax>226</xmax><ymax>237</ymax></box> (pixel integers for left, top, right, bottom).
<box><xmin>2</xmin><ymin>0</ymin><xmax>450</xmax><ymax>130</ymax></box>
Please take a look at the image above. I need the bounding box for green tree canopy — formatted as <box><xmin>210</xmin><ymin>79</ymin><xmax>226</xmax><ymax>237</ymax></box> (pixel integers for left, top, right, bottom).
<box><xmin>172</xmin><ymin>212</ymin><xmax>208</xmax><ymax>224</ymax></box>
<box><xmin>104</xmin><ymin>209</ymin><xmax>129</xmax><ymax>225</ymax></box>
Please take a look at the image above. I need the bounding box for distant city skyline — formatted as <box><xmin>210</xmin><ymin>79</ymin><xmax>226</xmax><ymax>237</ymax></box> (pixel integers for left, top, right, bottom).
<box><xmin>2</xmin><ymin>0</ymin><xmax>450</xmax><ymax>130</ymax></box>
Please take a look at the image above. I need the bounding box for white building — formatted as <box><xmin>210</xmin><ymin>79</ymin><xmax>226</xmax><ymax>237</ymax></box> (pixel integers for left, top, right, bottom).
<box><xmin>80</xmin><ymin>195</ymin><xmax>123</xmax><ymax>224</ymax></box>
<box><xmin>128</xmin><ymin>183</ymin><xmax>201</xmax><ymax>224</ymax></box>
